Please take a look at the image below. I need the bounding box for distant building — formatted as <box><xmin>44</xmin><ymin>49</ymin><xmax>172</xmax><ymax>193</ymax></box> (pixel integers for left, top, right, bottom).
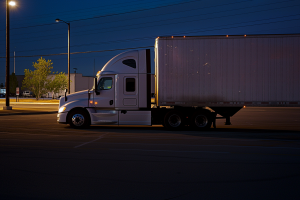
<box><xmin>69</xmin><ymin>73</ymin><xmax>94</xmax><ymax>94</ymax></box>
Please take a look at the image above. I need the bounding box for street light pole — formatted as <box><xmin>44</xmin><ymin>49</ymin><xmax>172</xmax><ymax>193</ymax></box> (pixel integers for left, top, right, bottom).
<box><xmin>4</xmin><ymin>0</ymin><xmax>15</xmax><ymax>110</ymax></box>
<box><xmin>56</xmin><ymin>19</ymin><xmax>70</xmax><ymax>94</ymax></box>
<box><xmin>68</xmin><ymin>23</ymin><xmax>70</xmax><ymax>94</ymax></box>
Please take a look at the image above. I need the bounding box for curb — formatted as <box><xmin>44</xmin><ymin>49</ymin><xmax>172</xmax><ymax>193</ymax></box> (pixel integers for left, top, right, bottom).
<box><xmin>0</xmin><ymin>111</ymin><xmax>58</xmax><ymax>116</ymax></box>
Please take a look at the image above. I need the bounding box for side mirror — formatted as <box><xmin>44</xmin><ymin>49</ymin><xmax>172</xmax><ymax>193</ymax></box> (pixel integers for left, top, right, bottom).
<box><xmin>64</xmin><ymin>89</ymin><xmax>68</xmax><ymax>101</ymax></box>
<box><xmin>94</xmin><ymin>77</ymin><xmax>100</xmax><ymax>95</ymax></box>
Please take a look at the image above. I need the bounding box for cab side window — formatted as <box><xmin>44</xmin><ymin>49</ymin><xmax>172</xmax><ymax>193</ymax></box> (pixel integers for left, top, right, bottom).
<box><xmin>122</xmin><ymin>59</ymin><xmax>136</xmax><ymax>69</ymax></box>
<box><xmin>126</xmin><ymin>78</ymin><xmax>135</xmax><ymax>92</ymax></box>
<box><xmin>98</xmin><ymin>77</ymin><xmax>113</xmax><ymax>90</ymax></box>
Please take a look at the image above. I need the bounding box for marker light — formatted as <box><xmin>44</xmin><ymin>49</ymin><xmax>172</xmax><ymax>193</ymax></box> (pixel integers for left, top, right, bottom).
<box><xmin>90</xmin><ymin>101</ymin><xmax>93</xmax><ymax>104</ymax></box>
<box><xmin>96</xmin><ymin>71</ymin><xmax>101</xmax><ymax>76</ymax></box>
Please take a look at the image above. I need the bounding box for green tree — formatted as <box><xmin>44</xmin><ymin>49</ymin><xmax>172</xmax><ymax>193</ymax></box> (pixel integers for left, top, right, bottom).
<box><xmin>9</xmin><ymin>73</ymin><xmax>19</xmax><ymax>95</ymax></box>
<box><xmin>22</xmin><ymin>57</ymin><xmax>53</xmax><ymax>100</ymax></box>
<box><xmin>48</xmin><ymin>72</ymin><xmax>68</xmax><ymax>99</ymax></box>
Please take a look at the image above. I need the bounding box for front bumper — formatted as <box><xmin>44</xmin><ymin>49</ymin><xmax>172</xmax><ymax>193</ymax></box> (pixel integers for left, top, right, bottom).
<box><xmin>57</xmin><ymin>112</ymin><xmax>68</xmax><ymax>124</ymax></box>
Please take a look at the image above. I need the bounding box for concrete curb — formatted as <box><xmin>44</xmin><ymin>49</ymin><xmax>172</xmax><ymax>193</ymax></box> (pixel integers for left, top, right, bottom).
<box><xmin>0</xmin><ymin>111</ymin><xmax>58</xmax><ymax>116</ymax></box>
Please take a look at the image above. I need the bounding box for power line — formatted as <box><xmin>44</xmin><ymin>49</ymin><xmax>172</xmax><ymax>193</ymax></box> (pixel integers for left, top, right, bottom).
<box><xmin>1</xmin><ymin>0</ymin><xmax>199</xmax><ymax>31</ymax></box>
<box><xmin>1</xmin><ymin>15</ymin><xmax>299</xmax><ymax>58</ymax></box>
<box><xmin>3</xmin><ymin>0</ymin><xmax>298</xmax><ymax>45</ymax></box>
<box><xmin>68</xmin><ymin>5</ymin><xmax>300</xmax><ymax>38</ymax></box>
<box><xmin>0</xmin><ymin>14</ymin><xmax>299</xmax><ymax>56</ymax></box>
<box><xmin>2</xmin><ymin>2</ymin><xmax>299</xmax><ymax>49</ymax></box>
<box><xmin>0</xmin><ymin>0</ymin><xmax>299</xmax><ymax>58</ymax></box>
<box><xmin>9</xmin><ymin>0</ymin><xmax>184</xmax><ymax>23</ymax></box>
<box><xmin>172</xmin><ymin>16</ymin><xmax>300</xmax><ymax>36</ymax></box>
<box><xmin>0</xmin><ymin>46</ymin><xmax>153</xmax><ymax>58</ymax></box>
<box><xmin>5</xmin><ymin>0</ymin><xmax>296</xmax><ymax>37</ymax></box>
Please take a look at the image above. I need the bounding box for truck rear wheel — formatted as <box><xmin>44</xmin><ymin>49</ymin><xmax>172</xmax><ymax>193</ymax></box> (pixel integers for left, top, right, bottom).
<box><xmin>190</xmin><ymin>111</ymin><xmax>212</xmax><ymax>130</ymax></box>
<box><xmin>68</xmin><ymin>109</ymin><xmax>91</xmax><ymax>128</ymax></box>
<box><xmin>164</xmin><ymin>111</ymin><xmax>184</xmax><ymax>130</ymax></box>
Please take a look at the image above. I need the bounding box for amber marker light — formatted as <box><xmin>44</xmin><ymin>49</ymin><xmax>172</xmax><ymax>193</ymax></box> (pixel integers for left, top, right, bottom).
<box><xmin>96</xmin><ymin>71</ymin><xmax>101</xmax><ymax>77</ymax></box>
<box><xmin>244</xmin><ymin>35</ymin><xmax>247</xmax><ymax>37</ymax></box>
<box><xmin>243</xmin><ymin>105</ymin><xmax>246</xmax><ymax>108</ymax></box>
<box><xmin>90</xmin><ymin>101</ymin><xmax>93</xmax><ymax>104</ymax></box>
<box><xmin>226</xmin><ymin>35</ymin><xmax>229</xmax><ymax>37</ymax></box>
<box><xmin>95</xmin><ymin>102</ymin><xmax>98</xmax><ymax>105</ymax></box>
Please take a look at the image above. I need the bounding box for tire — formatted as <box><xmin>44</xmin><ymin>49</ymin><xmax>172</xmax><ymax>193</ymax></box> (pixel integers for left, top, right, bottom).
<box><xmin>68</xmin><ymin>109</ymin><xmax>91</xmax><ymax>128</ymax></box>
<box><xmin>190</xmin><ymin>110</ymin><xmax>212</xmax><ymax>130</ymax></box>
<box><xmin>164</xmin><ymin>111</ymin><xmax>184</xmax><ymax>130</ymax></box>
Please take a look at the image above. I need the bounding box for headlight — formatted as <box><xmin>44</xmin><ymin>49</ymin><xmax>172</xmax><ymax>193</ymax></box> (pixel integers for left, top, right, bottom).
<box><xmin>59</xmin><ymin>106</ymin><xmax>66</xmax><ymax>113</ymax></box>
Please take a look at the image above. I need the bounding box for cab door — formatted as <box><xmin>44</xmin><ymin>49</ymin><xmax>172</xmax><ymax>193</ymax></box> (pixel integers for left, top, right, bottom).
<box><xmin>95</xmin><ymin>75</ymin><xmax>115</xmax><ymax>108</ymax></box>
<box><xmin>91</xmin><ymin>75</ymin><xmax>118</xmax><ymax>125</ymax></box>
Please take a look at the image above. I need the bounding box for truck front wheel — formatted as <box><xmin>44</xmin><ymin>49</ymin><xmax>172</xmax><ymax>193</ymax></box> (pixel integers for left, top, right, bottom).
<box><xmin>164</xmin><ymin>111</ymin><xmax>184</xmax><ymax>130</ymax></box>
<box><xmin>190</xmin><ymin>111</ymin><xmax>212</xmax><ymax>130</ymax></box>
<box><xmin>68</xmin><ymin>109</ymin><xmax>91</xmax><ymax>128</ymax></box>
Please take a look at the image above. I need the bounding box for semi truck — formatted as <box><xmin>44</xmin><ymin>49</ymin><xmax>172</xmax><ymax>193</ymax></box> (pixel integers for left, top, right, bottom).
<box><xmin>57</xmin><ymin>34</ymin><xmax>300</xmax><ymax>129</ymax></box>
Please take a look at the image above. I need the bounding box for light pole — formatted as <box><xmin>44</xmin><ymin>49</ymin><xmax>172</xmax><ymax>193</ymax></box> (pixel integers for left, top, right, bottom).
<box><xmin>56</xmin><ymin>19</ymin><xmax>70</xmax><ymax>94</ymax></box>
<box><xmin>4</xmin><ymin>0</ymin><xmax>16</xmax><ymax>110</ymax></box>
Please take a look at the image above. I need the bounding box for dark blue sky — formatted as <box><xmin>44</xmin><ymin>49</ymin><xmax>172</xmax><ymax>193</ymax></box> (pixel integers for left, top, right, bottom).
<box><xmin>1</xmin><ymin>0</ymin><xmax>300</xmax><ymax>85</ymax></box>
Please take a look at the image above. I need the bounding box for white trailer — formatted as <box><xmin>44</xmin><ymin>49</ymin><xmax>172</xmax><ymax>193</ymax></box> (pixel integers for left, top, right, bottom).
<box><xmin>57</xmin><ymin>34</ymin><xmax>300</xmax><ymax>129</ymax></box>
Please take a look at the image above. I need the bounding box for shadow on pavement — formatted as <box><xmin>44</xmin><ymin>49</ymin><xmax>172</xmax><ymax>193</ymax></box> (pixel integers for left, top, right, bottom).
<box><xmin>62</xmin><ymin>124</ymin><xmax>300</xmax><ymax>140</ymax></box>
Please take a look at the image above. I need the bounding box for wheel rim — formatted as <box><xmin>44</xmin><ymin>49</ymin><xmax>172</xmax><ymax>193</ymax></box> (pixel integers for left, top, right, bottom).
<box><xmin>168</xmin><ymin>114</ymin><xmax>181</xmax><ymax>127</ymax></box>
<box><xmin>72</xmin><ymin>114</ymin><xmax>85</xmax><ymax>126</ymax></box>
<box><xmin>194</xmin><ymin>114</ymin><xmax>208</xmax><ymax>127</ymax></box>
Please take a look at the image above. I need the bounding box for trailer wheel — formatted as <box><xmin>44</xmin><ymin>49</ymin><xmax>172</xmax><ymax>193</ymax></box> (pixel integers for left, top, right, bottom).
<box><xmin>68</xmin><ymin>109</ymin><xmax>91</xmax><ymax>128</ymax></box>
<box><xmin>190</xmin><ymin>111</ymin><xmax>212</xmax><ymax>130</ymax></box>
<box><xmin>164</xmin><ymin>111</ymin><xmax>184</xmax><ymax>130</ymax></box>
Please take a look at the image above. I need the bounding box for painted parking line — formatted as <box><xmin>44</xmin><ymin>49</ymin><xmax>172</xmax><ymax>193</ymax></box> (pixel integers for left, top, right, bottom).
<box><xmin>74</xmin><ymin>133</ymin><xmax>109</xmax><ymax>148</ymax></box>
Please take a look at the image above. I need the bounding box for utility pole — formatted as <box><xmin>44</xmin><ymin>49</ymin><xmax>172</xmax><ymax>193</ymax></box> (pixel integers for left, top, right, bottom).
<box><xmin>14</xmin><ymin>51</ymin><xmax>15</xmax><ymax>73</ymax></box>
<box><xmin>4</xmin><ymin>0</ymin><xmax>13</xmax><ymax>110</ymax></box>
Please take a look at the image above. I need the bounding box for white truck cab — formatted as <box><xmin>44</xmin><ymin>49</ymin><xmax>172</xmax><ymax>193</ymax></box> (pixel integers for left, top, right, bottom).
<box><xmin>57</xmin><ymin>49</ymin><xmax>152</xmax><ymax>128</ymax></box>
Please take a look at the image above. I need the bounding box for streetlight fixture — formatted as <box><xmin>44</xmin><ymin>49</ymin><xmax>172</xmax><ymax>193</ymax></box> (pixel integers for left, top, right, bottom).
<box><xmin>4</xmin><ymin>0</ymin><xmax>16</xmax><ymax>110</ymax></box>
<box><xmin>56</xmin><ymin>18</ymin><xmax>70</xmax><ymax>94</ymax></box>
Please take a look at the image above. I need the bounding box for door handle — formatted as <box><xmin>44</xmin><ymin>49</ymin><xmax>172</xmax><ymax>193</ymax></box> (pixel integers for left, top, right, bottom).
<box><xmin>109</xmin><ymin>100</ymin><xmax>113</xmax><ymax>105</ymax></box>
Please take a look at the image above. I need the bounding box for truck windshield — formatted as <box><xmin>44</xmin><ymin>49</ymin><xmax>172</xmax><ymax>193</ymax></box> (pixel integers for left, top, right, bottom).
<box><xmin>97</xmin><ymin>77</ymin><xmax>113</xmax><ymax>90</ymax></box>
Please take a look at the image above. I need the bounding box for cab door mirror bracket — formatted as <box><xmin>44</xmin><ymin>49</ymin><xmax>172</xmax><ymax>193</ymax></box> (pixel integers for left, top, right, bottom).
<box><xmin>94</xmin><ymin>77</ymin><xmax>100</xmax><ymax>95</ymax></box>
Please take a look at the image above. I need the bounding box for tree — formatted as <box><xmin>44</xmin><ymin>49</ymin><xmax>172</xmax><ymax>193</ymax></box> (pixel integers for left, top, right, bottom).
<box><xmin>22</xmin><ymin>57</ymin><xmax>53</xmax><ymax>100</ymax></box>
<box><xmin>48</xmin><ymin>72</ymin><xmax>68</xmax><ymax>99</ymax></box>
<box><xmin>9</xmin><ymin>73</ymin><xmax>18</xmax><ymax>95</ymax></box>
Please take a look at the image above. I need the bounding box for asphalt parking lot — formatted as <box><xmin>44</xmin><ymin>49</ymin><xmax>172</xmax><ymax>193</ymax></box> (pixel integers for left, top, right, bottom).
<box><xmin>0</xmin><ymin>105</ymin><xmax>299</xmax><ymax>200</ymax></box>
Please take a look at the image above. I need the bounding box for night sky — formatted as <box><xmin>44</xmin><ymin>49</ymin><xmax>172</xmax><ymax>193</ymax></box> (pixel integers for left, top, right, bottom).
<box><xmin>1</xmin><ymin>0</ymin><xmax>300</xmax><ymax>85</ymax></box>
